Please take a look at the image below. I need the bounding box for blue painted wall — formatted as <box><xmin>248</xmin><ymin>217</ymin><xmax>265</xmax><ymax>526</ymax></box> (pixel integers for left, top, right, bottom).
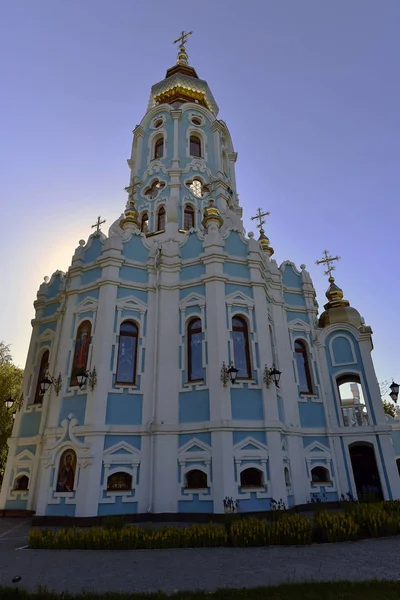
<box><xmin>181</xmin><ymin>234</ymin><xmax>203</xmax><ymax>260</ymax></box>
<box><xmin>122</xmin><ymin>236</ymin><xmax>149</xmax><ymax>262</ymax></box>
<box><xmin>282</xmin><ymin>265</ymin><xmax>302</xmax><ymax>288</ymax></box>
<box><xmin>231</xmin><ymin>389</ymin><xmax>263</xmax><ymax>420</ymax></box>
<box><xmin>98</xmin><ymin>498</ymin><xmax>138</xmax><ymax>516</ymax></box>
<box><xmin>224</xmin><ymin>232</ymin><xmax>247</xmax><ymax>258</ymax></box>
<box><xmin>58</xmin><ymin>395</ymin><xmax>87</xmax><ymax>426</ymax></box>
<box><xmin>83</xmin><ymin>236</ymin><xmax>103</xmax><ymax>263</ymax></box>
<box><xmin>178</xmin><ymin>497</ymin><xmax>213</xmax><ymax>513</ymax></box>
<box><xmin>19</xmin><ymin>412</ymin><xmax>42</xmax><ymax>437</ymax></box>
<box><xmin>179</xmin><ymin>389</ymin><xmax>210</xmax><ymax>423</ymax></box>
<box><xmin>119</xmin><ymin>266</ymin><xmax>148</xmax><ymax>284</ymax></box>
<box><xmin>46</xmin><ymin>502</ymin><xmax>76</xmax><ymax>517</ymax></box>
<box><xmin>298</xmin><ymin>401</ymin><xmax>326</xmax><ymax>428</ymax></box>
<box><xmin>81</xmin><ymin>267</ymin><xmax>102</xmax><ymax>285</ymax></box>
<box><xmin>106</xmin><ymin>392</ymin><xmax>143</xmax><ymax>425</ymax></box>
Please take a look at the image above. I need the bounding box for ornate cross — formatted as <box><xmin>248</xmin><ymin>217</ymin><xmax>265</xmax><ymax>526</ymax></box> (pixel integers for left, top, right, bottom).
<box><xmin>315</xmin><ymin>250</ymin><xmax>340</xmax><ymax>278</ymax></box>
<box><xmin>173</xmin><ymin>30</ymin><xmax>193</xmax><ymax>47</ymax></box>
<box><xmin>91</xmin><ymin>216</ymin><xmax>106</xmax><ymax>233</ymax></box>
<box><xmin>251</xmin><ymin>208</ymin><xmax>270</xmax><ymax>230</ymax></box>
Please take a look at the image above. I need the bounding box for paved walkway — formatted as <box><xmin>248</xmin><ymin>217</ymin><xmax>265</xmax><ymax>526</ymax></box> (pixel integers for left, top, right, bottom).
<box><xmin>1</xmin><ymin>519</ymin><xmax>400</xmax><ymax>594</ymax></box>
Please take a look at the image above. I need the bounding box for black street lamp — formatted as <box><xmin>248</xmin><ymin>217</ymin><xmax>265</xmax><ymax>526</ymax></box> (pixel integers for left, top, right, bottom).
<box><xmin>227</xmin><ymin>365</ymin><xmax>239</xmax><ymax>385</ymax></box>
<box><xmin>389</xmin><ymin>381</ymin><xmax>400</xmax><ymax>404</ymax></box>
<box><xmin>264</xmin><ymin>364</ymin><xmax>282</xmax><ymax>388</ymax></box>
<box><xmin>4</xmin><ymin>397</ymin><xmax>14</xmax><ymax>410</ymax></box>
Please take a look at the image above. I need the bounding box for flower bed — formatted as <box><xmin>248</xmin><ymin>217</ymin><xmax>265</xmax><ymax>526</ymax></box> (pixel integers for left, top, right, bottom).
<box><xmin>28</xmin><ymin>503</ymin><xmax>400</xmax><ymax>550</ymax></box>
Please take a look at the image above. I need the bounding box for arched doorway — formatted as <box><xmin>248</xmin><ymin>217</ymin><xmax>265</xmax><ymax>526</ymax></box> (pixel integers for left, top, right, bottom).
<box><xmin>349</xmin><ymin>442</ymin><xmax>383</xmax><ymax>501</ymax></box>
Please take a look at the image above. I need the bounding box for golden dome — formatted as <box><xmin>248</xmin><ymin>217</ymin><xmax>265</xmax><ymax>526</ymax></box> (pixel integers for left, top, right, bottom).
<box><xmin>259</xmin><ymin>228</ymin><xmax>274</xmax><ymax>257</ymax></box>
<box><xmin>147</xmin><ymin>44</ymin><xmax>219</xmax><ymax>115</ymax></box>
<box><xmin>120</xmin><ymin>198</ymin><xmax>140</xmax><ymax>230</ymax></box>
<box><xmin>202</xmin><ymin>198</ymin><xmax>223</xmax><ymax>229</ymax></box>
<box><xmin>318</xmin><ymin>276</ymin><xmax>363</xmax><ymax>328</ymax></box>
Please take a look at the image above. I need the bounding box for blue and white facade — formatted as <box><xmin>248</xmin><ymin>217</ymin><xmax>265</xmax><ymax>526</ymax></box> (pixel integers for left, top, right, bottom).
<box><xmin>2</xmin><ymin>44</ymin><xmax>400</xmax><ymax>517</ymax></box>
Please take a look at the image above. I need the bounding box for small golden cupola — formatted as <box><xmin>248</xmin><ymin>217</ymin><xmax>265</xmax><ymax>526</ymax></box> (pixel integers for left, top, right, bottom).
<box><xmin>147</xmin><ymin>31</ymin><xmax>219</xmax><ymax>116</ymax></box>
<box><xmin>316</xmin><ymin>251</ymin><xmax>363</xmax><ymax>329</ymax></box>
<box><xmin>250</xmin><ymin>208</ymin><xmax>274</xmax><ymax>257</ymax></box>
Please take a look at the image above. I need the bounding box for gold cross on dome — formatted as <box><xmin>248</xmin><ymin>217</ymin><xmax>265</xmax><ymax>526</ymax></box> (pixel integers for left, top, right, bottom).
<box><xmin>251</xmin><ymin>208</ymin><xmax>270</xmax><ymax>230</ymax></box>
<box><xmin>173</xmin><ymin>30</ymin><xmax>193</xmax><ymax>48</ymax></box>
<box><xmin>315</xmin><ymin>249</ymin><xmax>340</xmax><ymax>279</ymax></box>
<box><xmin>91</xmin><ymin>216</ymin><xmax>106</xmax><ymax>233</ymax></box>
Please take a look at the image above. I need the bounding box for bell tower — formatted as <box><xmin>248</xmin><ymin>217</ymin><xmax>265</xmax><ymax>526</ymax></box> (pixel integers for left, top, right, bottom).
<box><xmin>125</xmin><ymin>32</ymin><xmax>240</xmax><ymax>236</ymax></box>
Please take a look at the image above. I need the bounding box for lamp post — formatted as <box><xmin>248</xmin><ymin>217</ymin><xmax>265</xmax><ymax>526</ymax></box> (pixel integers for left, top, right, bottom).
<box><xmin>221</xmin><ymin>362</ymin><xmax>239</xmax><ymax>386</ymax></box>
<box><xmin>76</xmin><ymin>367</ymin><xmax>97</xmax><ymax>392</ymax></box>
<box><xmin>264</xmin><ymin>364</ymin><xmax>282</xmax><ymax>388</ymax></box>
<box><xmin>39</xmin><ymin>372</ymin><xmax>63</xmax><ymax>397</ymax></box>
<box><xmin>4</xmin><ymin>397</ymin><xmax>14</xmax><ymax>410</ymax></box>
<box><xmin>389</xmin><ymin>381</ymin><xmax>400</xmax><ymax>404</ymax></box>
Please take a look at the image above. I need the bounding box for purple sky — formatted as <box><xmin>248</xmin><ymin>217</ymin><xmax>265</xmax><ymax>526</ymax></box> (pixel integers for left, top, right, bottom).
<box><xmin>1</xmin><ymin>1</ymin><xmax>399</xmax><ymax>391</ymax></box>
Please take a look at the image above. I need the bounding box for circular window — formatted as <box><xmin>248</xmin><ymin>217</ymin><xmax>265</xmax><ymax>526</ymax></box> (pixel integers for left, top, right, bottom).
<box><xmin>191</xmin><ymin>116</ymin><xmax>202</xmax><ymax>126</ymax></box>
<box><xmin>153</xmin><ymin>119</ymin><xmax>163</xmax><ymax>129</ymax></box>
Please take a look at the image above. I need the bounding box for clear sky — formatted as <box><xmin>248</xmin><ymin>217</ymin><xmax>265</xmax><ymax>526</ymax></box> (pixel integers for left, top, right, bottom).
<box><xmin>1</xmin><ymin>1</ymin><xmax>399</xmax><ymax>391</ymax></box>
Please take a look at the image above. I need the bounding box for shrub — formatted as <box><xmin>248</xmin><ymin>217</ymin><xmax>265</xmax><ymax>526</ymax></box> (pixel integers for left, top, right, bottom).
<box><xmin>346</xmin><ymin>503</ymin><xmax>400</xmax><ymax>538</ymax></box>
<box><xmin>28</xmin><ymin>523</ymin><xmax>228</xmax><ymax>550</ymax></box>
<box><xmin>314</xmin><ymin>511</ymin><xmax>359</xmax><ymax>543</ymax></box>
<box><xmin>229</xmin><ymin>514</ymin><xmax>312</xmax><ymax>547</ymax></box>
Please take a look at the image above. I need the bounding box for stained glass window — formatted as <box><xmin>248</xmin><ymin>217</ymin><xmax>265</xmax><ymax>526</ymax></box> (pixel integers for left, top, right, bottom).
<box><xmin>107</xmin><ymin>472</ymin><xmax>133</xmax><ymax>491</ymax></box>
<box><xmin>186</xmin><ymin>469</ymin><xmax>207</xmax><ymax>489</ymax></box>
<box><xmin>240</xmin><ymin>468</ymin><xmax>263</xmax><ymax>487</ymax></box>
<box><xmin>188</xmin><ymin>318</ymin><xmax>203</xmax><ymax>381</ymax></box>
<box><xmin>295</xmin><ymin>340</ymin><xmax>313</xmax><ymax>394</ymax></box>
<box><xmin>232</xmin><ymin>316</ymin><xmax>251</xmax><ymax>379</ymax></box>
<box><xmin>116</xmin><ymin>321</ymin><xmax>138</xmax><ymax>384</ymax></box>
<box><xmin>70</xmin><ymin>321</ymin><xmax>91</xmax><ymax>387</ymax></box>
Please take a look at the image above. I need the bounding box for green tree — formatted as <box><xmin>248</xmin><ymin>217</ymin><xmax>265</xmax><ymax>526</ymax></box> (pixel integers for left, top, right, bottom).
<box><xmin>382</xmin><ymin>399</ymin><xmax>396</xmax><ymax>418</ymax></box>
<box><xmin>0</xmin><ymin>342</ymin><xmax>24</xmax><ymax>484</ymax></box>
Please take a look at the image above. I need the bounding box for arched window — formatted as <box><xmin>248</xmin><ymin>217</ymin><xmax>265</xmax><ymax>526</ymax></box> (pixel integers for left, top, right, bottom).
<box><xmin>157</xmin><ymin>206</ymin><xmax>166</xmax><ymax>231</ymax></box>
<box><xmin>187</xmin><ymin>318</ymin><xmax>203</xmax><ymax>382</ymax></box>
<box><xmin>184</xmin><ymin>205</ymin><xmax>195</xmax><ymax>230</ymax></box>
<box><xmin>232</xmin><ymin>316</ymin><xmax>252</xmax><ymax>379</ymax></box>
<box><xmin>294</xmin><ymin>340</ymin><xmax>313</xmax><ymax>394</ymax></box>
<box><xmin>34</xmin><ymin>349</ymin><xmax>49</xmax><ymax>404</ymax></box>
<box><xmin>56</xmin><ymin>448</ymin><xmax>77</xmax><ymax>492</ymax></box>
<box><xmin>154</xmin><ymin>136</ymin><xmax>164</xmax><ymax>159</ymax></box>
<box><xmin>240</xmin><ymin>468</ymin><xmax>263</xmax><ymax>488</ymax></box>
<box><xmin>397</xmin><ymin>458</ymin><xmax>400</xmax><ymax>477</ymax></box>
<box><xmin>190</xmin><ymin>135</ymin><xmax>202</xmax><ymax>157</ymax></box>
<box><xmin>70</xmin><ymin>321</ymin><xmax>92</xmax><ymax>387</ymax></box>
<box><xmin>13</xmin><ymin>475</ymin><xmax>29</xmax><ymax>491</ymax></box>
<box><xmin>311</xmin><ymin>466</ymin><xmax>330</xmax><ymax>483</ymax></box>
<box><xmin>140</xmin><ymin>212</ymin><xmax>149</xmax><ymax>233</ymax></box>
<box><xmin>107</xmin><ymin>472</ymin><xmax>133</xmax><ymax>491</ymax></box>
<box><xmin>284</xmin><ymin>467</ymin><xmax>291</xmax><ymax>487</ymax></box>
<box><xmin>185</xmin><ymin>469</ymin><xmax>208</xmax><ymax>489</ymax></box>
<box><xmin>144</xmin><ymin>179</ymin><xmax>165</xmax><ymax>199</ymax></box>
<box><xmin>337</xmin><ymin>374</ymin><xmax>369</xmax><ymax>427</ymax></box>
<box><xmin>116</xmin><ymin>321</ymin><xmax>139</xmax><ymax>385</ymax></box>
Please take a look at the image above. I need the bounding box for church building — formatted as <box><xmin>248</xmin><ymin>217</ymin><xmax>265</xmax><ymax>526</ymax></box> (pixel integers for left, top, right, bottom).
<box><xmin>2</xmin><ymin>34</ymin><xmax>400</xmax><ymax>517</ymax></box>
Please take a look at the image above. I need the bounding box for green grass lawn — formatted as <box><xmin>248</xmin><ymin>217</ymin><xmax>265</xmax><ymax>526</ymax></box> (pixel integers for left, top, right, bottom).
<box><xmin>1</xmin><ymin>582</ymin><xmax>400</xmax><ymax>600</ymax></box>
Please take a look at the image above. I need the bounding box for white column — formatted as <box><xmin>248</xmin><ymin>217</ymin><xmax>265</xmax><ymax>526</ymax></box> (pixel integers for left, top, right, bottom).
<box><xmin>171</xmin><ymin>110</ymin><xmax>182</xmax><ymax>168</ymax></box>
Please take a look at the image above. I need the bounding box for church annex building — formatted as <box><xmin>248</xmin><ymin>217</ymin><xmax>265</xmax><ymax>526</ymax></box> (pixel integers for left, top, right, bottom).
<box><xmin>2</xmin><ymin>35</ymin><xmax>400</xmax><ymax>518</ymax></box>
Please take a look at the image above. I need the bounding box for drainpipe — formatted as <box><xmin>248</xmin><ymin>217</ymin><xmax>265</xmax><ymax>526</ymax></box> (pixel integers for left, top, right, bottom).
<box><xmin>147</xmin><ymin>245</ymin><xmax>161</xmax><ymax>513</ymax></box>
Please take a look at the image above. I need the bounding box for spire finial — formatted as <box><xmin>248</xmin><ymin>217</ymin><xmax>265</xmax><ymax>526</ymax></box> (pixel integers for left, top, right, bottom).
<box><xmin>173</xmin><ymin>30</ymin><xmax>193</xmax><ymax>66</ymax></box>
<box><xmin>315</xmin><ymin>250</ymin><xmax>340</xmax><ymax>282</ymax></box>
<box><xmin>250</xmin><ymin>208</ymin><xmax>274</xmax><ymax>256</ymax></box>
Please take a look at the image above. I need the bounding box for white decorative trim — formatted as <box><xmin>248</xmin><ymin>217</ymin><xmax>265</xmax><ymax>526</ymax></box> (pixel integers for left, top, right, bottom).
<box><xmin>177</xmin><ymin>438</ymin><xmax>212</xmax><ymax>501</ymax></box>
